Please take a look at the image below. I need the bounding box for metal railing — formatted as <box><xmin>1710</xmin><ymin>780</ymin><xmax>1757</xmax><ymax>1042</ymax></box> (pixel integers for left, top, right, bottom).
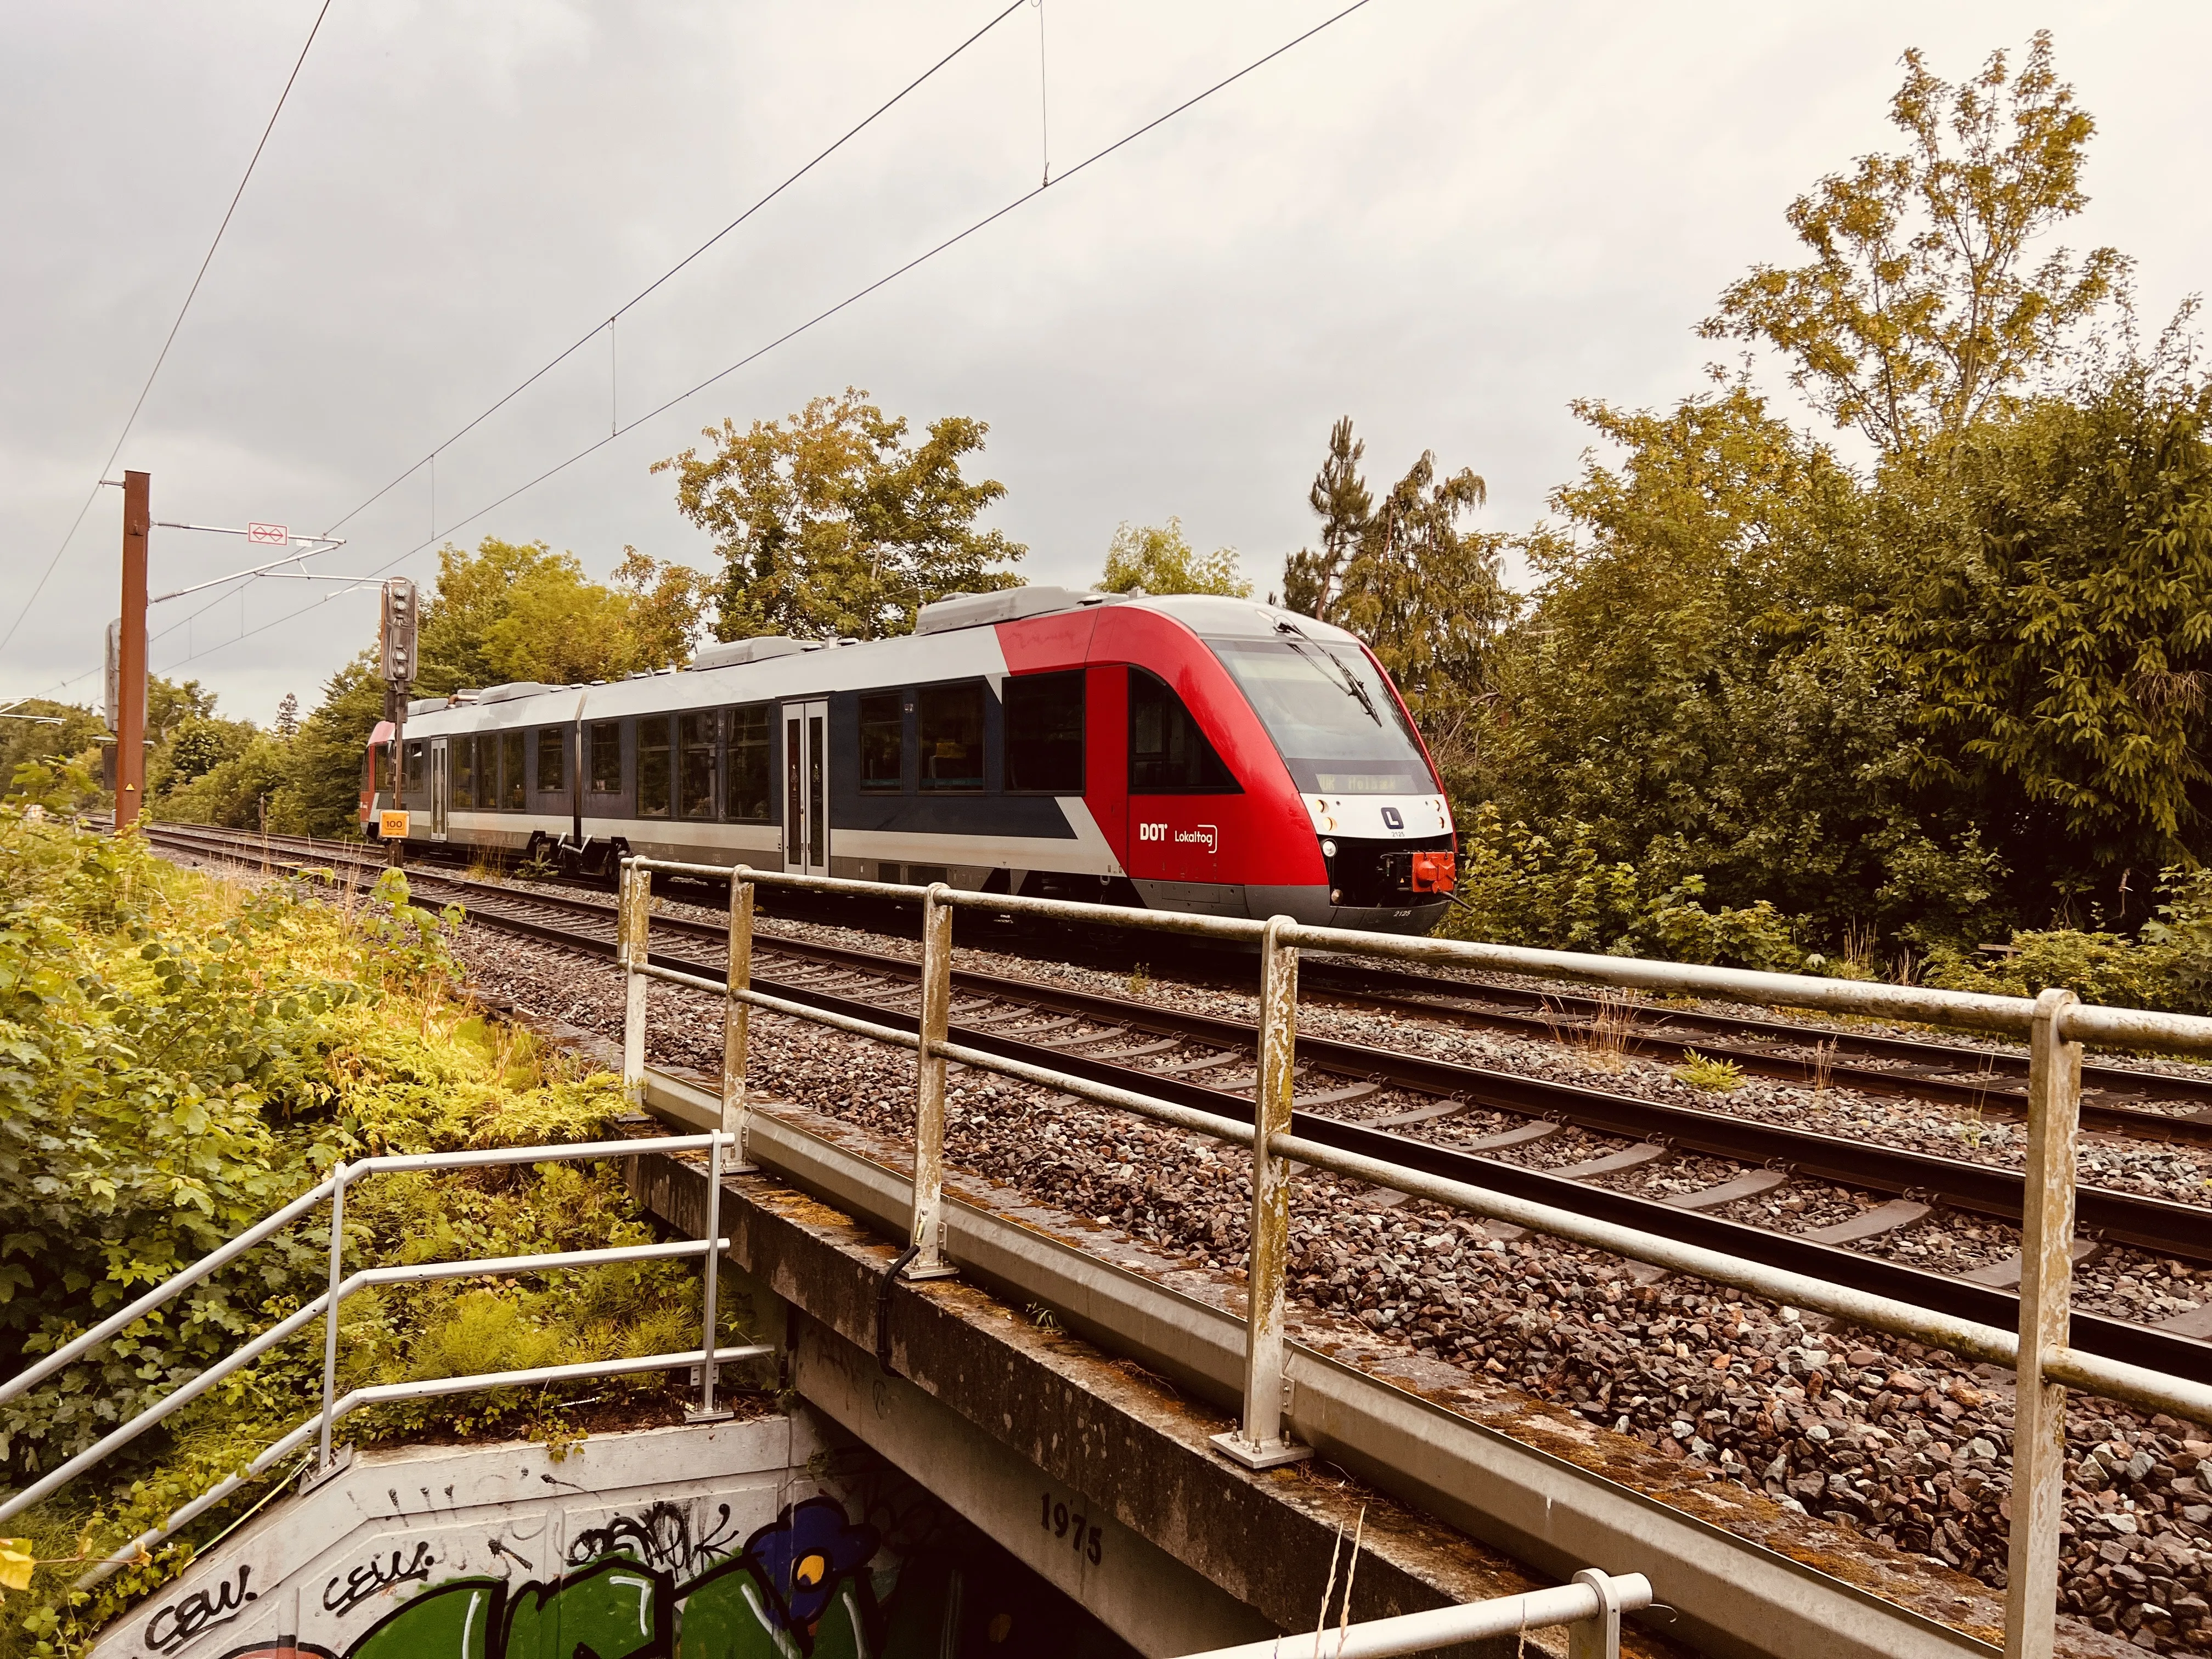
<box><xmin>1169</xmin><ymin>1567</ymin><xmax>1648</xmax><ymax>1659</ymax></box>
<box><xmin>619</xmin><ymin>855</ymin><xmax>2212</xmax><ymax>1659</ymax></box>
<box><xmin>0</xmin><ymin>1132</ymin><xmax>766</xmax><ymax>1577</ymax></box>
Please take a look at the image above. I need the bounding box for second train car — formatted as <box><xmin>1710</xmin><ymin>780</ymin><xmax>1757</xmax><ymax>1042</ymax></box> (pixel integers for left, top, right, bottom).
<box><xmin>363</xmin><ymin>586</ymin><xmax>1456</xmax><ymax>932</ymax></box>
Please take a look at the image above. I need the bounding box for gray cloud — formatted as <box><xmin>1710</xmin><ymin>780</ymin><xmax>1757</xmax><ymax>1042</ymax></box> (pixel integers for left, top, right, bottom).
<box><xmin>4</xmin><ymin>1</ymin><xmax>2204</xmax><ymax>723</ymax></box>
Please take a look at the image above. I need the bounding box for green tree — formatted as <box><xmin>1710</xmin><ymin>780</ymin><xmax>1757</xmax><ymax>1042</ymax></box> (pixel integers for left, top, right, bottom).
<box><xmin>612</xmin><ymin>545</ymin><xmax>713</xmax><ymax>668</ymax></box>
<box><xmin>1702</xmin><ymin>32</ymin><xmax>2127</xmax><ymax>454</ymax></box>
<box><xmin>276</xmin><ymin>658</ymin><xmax>385</xmax><ymax>837</ymax></box>
<box><xmin>1281</xmin><ymin>417</ymin><xmax>1371</xmax><ymax>616</ymax></box>
<box><xmin>655</xmin><ymin>388</ymin><xmax>1025</xmax><ymax>642</ymax></box>
<box><xmin>1476</xmin><ymin>388</ymin><xmax>2006</xmax><ymax>946</ymax></box>
<box><xmin>1277</xmin><ymin>421</ymin><xmax>1505</xmax><ymax>797</ymax></box>
<box><xmin>0</xmin><ymin>701</ymin><xmax>108</xmax><ymax>804</ymax></box>
<box><xmin>417</xmin><ymin>538</ymin><xmax>704</xmax><ymax>691</ymax></box>
<box><xmin>1098</xmin><ymin>518</ymin><xmax>1251</xmax><ymax>596</ymax></box>
<box><xmin>1888</xmin><ymin>348</ymin><xmax>2212</xmax><ymax>912</ymax></box>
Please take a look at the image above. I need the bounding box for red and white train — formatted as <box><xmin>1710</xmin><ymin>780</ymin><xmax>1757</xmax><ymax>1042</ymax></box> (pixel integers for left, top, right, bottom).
<box><xmin>362</xmin><ymin>587</ymin><xmax>1456</xmax><ymax>932</ymax></box>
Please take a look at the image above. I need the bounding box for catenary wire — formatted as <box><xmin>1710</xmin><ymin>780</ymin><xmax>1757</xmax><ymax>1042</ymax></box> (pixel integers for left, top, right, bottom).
<box><xmin>76</xmin><ymin>2</ymin><xmax>1034</xmax><ymax>687</ymax></box>
<box><xmin>316</xmin><ymin>0</ymin><xmax>1029</xmax><ymax>544</ymax></box>
<box><xmin>135</xmin><ymin>0</ymin><xmax>1381</xmax><ymax>682</ymax></box>
<box><xmin>0</xmin><ymin>0</ymin><xmax>336</xmax><ymax>660</ymax></box>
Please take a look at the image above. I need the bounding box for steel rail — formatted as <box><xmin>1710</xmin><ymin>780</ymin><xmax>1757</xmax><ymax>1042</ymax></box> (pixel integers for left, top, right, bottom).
<box><xmin>623</xmin><ymin>935</ymin><xmax>2212</xmax><ymax>1425</ymax></box>
<box><xmin>162</xmin><ymin>820</ymin><xmax>2212</xmax><ymax>1143</ymax></box>
<box><xmin>144</xmin><ymin>822</ymin><xmax>2212</xmax><ymax>1115</ymax></box>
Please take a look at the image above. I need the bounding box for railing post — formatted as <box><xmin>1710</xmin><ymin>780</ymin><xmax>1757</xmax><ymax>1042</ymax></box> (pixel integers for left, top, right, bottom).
<box><xmin>691</xmin><ymin>1129</ymin><xmax>732</xmax><ymax>1421</ymax></box>
<box><xmin>2005</xmin><ymin>986</ymin><xmax>2080</xmax><ymax>1659</ymax></box>
<box><xmin>317</xmin><ymin>1163</ymin><xmax>350</xmax><ymax>1471</ymax></box>
<box><xmin>907</xmin><ymin>883</ymin><xmax>957</xmax><ymax>1279</ymax></box>
<box><xmin>723</xmin><ymin>866</ymin><xmax>758</xmax><ymax>1172</ymax></box>
<box><xmin>618</xmin><ymin>859</ymin><xmax>650</xmax><ymax>1109</ymax></box>
<box><xmin>1568</xmin><ymin>1568</ymin><xmax>1626</xmax><ymax>1659</ymax></box>
<box><xmin>1212</xmin><ymin>915</ymin><xmax>1311</xmax><ymax>1468</ymax></box>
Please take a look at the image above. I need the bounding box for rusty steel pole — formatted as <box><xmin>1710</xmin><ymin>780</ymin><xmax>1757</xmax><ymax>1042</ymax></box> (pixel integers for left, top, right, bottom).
<box><xmin>114</xmin><ymin>471</ymin><xmax>150</xmax><ymax>831</ymax></box>
<box><xmin>2004</xmin><ymin>986</ymin><xmax>2081</xmax><ymax>1659</ymax></box>
<box><xmin>618</xmin><ymin>860</ymin><xmax>650</xmax><ymax>1109</ymax></box>
<box><xmin>722</xmin><ymin>867</ymin><xmax>758</xmax><ymax>1171</ymax></box>
<box><xmin>908</xmin><ymin>883</ymin><xmax>957</xmax><ymax>1278</ymax></box>
<box><xmin>1214</xmin><ymin>915</ymin><xmax>1312</xmax><ymax>1468</ymax></box>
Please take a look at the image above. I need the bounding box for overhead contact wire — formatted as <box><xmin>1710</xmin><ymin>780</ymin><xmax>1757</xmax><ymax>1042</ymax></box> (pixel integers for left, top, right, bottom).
<box><xmin>318</xmin><ymin>0</ymin><xmax>1029</xmax><ymax>543</ymax></box>
<box><xmin>146</xmin><ymin>0</ymin><xmax>1380</xmax><ymax>677</ymax></box>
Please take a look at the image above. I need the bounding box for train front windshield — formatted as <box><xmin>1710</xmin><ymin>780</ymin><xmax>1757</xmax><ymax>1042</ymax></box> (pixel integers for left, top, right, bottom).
<box><xmin>1209</xmin><ymin>639</ymin><xmax>1435</xmax><ymax>794</ymax></box>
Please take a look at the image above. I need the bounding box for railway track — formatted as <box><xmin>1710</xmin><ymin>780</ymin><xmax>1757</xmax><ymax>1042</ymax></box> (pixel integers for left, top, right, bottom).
<box><xmin>146</xmin><ymin>820</ymin><xmax>2212</xmax><ymax>1137</ymax></box>
<box><xmin>149</xmin><ymin>819</ymin><xmax>2212</xmax><ymax>1384</ymax></box>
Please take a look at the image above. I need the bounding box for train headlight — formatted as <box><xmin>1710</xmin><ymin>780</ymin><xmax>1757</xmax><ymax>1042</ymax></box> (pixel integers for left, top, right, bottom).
<box><xmin>1321</xmin><ymin>839</ymin><xmax>1337</xmax><ymax>858</ymax></box>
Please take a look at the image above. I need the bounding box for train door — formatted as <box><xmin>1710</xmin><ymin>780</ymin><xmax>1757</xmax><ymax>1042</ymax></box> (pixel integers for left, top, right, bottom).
<box><xmin>781</xmin><ymin>699</ymin><xmax>829</xmax><ymax>876</ymax></box>
<box><xmin>430</xmin><ymin>738</ymin><xmax>450</xmax><ymax>840</ymax></box>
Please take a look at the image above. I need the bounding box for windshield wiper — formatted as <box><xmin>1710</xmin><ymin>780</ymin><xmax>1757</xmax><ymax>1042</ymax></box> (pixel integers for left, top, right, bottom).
<box><xmin>1276</xmin><ymin>628</ymin><xmax>1380</xmax><ymax>726</ymax></box>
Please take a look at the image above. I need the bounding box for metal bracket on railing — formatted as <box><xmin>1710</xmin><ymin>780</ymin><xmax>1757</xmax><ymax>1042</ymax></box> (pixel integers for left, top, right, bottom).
<box><xmin>1568</xmin><ymin>1566</ymin><xmax>1626</xmax><ymax>1659</ymax></box>
<box><xmin>297</xmin><ymin>1441</ymin><xmax>353</xmax><ymax>1496</ymax></box>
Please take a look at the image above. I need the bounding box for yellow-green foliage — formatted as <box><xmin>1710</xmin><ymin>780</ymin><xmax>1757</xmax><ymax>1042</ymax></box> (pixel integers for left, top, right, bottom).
<box><xmin>1673</xmin><ymin>1049</ymin><xmax>1745</xmax><ymax>1092</ymax></box>
<box><xmin>0</xmin><ymin>812</ymin><xmax>733</xmax><ymax>1659</ymax></box>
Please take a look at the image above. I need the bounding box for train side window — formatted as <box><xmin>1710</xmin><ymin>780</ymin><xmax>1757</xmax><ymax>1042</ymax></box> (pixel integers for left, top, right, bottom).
<box><xmin>726</xmin><ymin>706</ymin><xmax>771</xmax><ymax>821</ymax></box>
<box><xmin>588</xmin><ymin>721</ymin><xmax>622</xmax><ymax>795</ymax></box>
<box><xmin>501</xmin><ymin>730</ymin><xmax>525</xmax><ymax>810</ymax></box>
<box><xmin>1130</xmin><ymin>668</ymin><xmax>1239</xmax><ymax>792</ymax></box>
<box><xmin>537</xmin><ymin>727</ymin><xmax>565</xmax><ymax>793</ymax></box>
<box><xmin>453</xmin><ymin>735</ymin><xmax>477</xmax><ymax>809</ymax></box>
<box><xmin>1005</xmin><ymin>670</ymin><xmax>1084</xmax><ymax>792</ymax></box>
<box><xmin>917</xmin><ymin>683</ymin><xmax>984</xmax><ymax>791</ymax></box>
<box><xmin>679</xmin><ymin>710</ymin><xmax>718</xmax><ymax>818</ymax></box>
<box><xmin>860</xmin><ymin>692</ymin><xmax>904</xmax><ymax>792</ymax></box>
<box><xmin>637</xmin><ymin>715</ymin><xmax>673</xmax><ymax>818</ymax></box>
<box><xmin>403</xmin><ymin>740</ymin><xmax>426</xmax><ymax>791</ymax></box>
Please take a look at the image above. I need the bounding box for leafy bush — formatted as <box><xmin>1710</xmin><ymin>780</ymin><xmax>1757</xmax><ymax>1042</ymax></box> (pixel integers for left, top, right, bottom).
<box><xmin>1921</xmin><ymin>867</ymin><xmax>2212</xmax><ymax>1014</ymax></box>
<box><xmin>1439</xmin><ymin>803</ymin><xmax>1806</xmax><ymax>971</ymax></box>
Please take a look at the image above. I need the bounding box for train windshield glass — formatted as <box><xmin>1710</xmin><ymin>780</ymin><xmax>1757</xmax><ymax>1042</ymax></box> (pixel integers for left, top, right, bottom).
<box><xmin>1208</xmin><ymin>639</ymin><xmax>1433</xmax><ymax>794</ymax></box>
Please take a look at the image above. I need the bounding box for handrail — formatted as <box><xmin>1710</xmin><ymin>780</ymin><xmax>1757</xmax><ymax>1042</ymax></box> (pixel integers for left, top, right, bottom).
<box><xmin>0</xmin><ymin>1132</ymin><xmax>741</xmax><ymax>1543</ymax></box>
<box><xmin>74</xmin><ymin>1341</ymin><xmax>771</xmax><ymax>1590</ymax></box>
<box><xmin>1171</xmin><ymin>1568</ymin><xmax>1649</xmax><ymax>1659</ymax></box>
<box><xmin>617</xmin><ymin>855</ymin><xmax>2212</xmax><ymax>1659</ymax></box>
<box><xmin>0</xmin><ymin>1133</ymin><xmax>729</xmax><ymax>1409</ymax></box>
<box><xmin>624</xmin><ymin>855</ymin><xmax>2212</xmax><ymax>1055</ymax></box>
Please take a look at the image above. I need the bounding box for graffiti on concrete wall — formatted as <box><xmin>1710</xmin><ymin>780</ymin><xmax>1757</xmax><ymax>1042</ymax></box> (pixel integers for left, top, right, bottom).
<box><xmin>213</xmin><ymin>1497</ymin><xmax>883</xmax><ymax>1659</ymax></box>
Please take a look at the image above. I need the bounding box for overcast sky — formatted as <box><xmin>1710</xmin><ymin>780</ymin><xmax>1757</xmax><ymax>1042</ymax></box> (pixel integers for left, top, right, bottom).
<box><xmin>3</xmin><ymin>2</ymin><xmax>2204</xmax><ymax>725</ymax></box>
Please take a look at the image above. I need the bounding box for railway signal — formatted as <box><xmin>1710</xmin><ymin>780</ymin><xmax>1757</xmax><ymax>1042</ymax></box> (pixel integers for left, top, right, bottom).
<box><xmin>377</xmin><ymin>577</ymin><xmax>417</xmax><ymax>863</ymax></box>
<box><xmin>379</xmin><ymin>577</ymin><xmax>417</xmax><ymax>685</ymax></box>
